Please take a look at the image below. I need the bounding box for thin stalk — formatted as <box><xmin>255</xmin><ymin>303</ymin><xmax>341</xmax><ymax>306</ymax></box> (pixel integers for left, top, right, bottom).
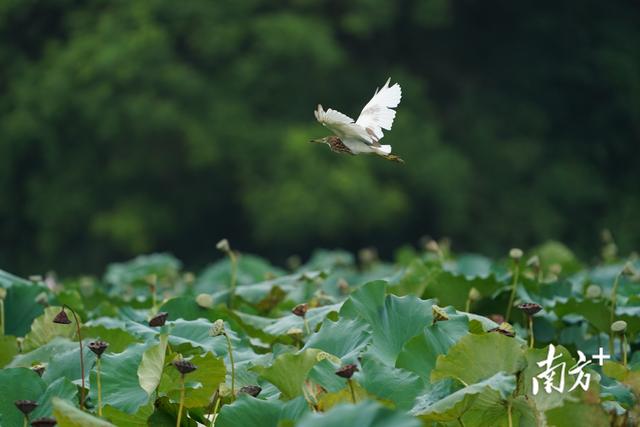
<box><xmin>176</xmin><ymin>374</ymin><xmax>185</xmax><ymax>427</ymax></box>
<box><xmin>465</xmin><ymin>298</ymin><xmax>471</xmax><ymax>313</ymax></box>
<box><xmin>224</xmin><ymin>332</ymin><xmax>236</xmax><ymax>398</ymax></box>
<box><xmin>228</xmin><ymin>251</ymin><xmax>238</xmax><ymax>308</ymax></box>
<box><xmin>23</xmin><ymin>416</ymin><xmax>28</xmax><ymax>427</ymax></box>
<box><xmin>64</xmin><ymin>305</ymin><xmax>85</xmax><ymax>410</ymax></box>
<box><xmin>609</xmin><ymin>272</ymin><xmax>622</xmax><ymax>355</ymax></box>
<box><xmin>347</xmin><ymin>379</ymin><xmax>357</xmax><ymax>404</ymax></box>
<box><xmin>457</xmin><ymin>417</ymin><xmax>466</xmax><ymax>427</ymax></box>
<box><xmin>0</xmin><ymin>299</ymin><xmax>4</xmax><ymax>336</ymax></box>
<box><xmin>528</xmin><ymin>316</ymin><xmax>534</xmax><ymax>348</ymax></box>
<box><xmin>97</xmin><ymin>357</ymin><xmax>103</xmax><ymax>416</ymax></box>
<box><xmin>507</xmin><ymin>401</ymin><xmax>513</xmax><ymax>427</ymax></box>
<box><xmin>210</xmin><ymin>392</ymin><xmax>221</xmax><ymax>427</ymax></box>
<box><xmin>303</xmin><ymin>317</ymin><xmax>311</xmax><ymax>336</ymax></box>
<box><xmin>621</xmin><ymin>333</ymin><xmax>627</xmax><ymax>367</ymax></box>
<box><xmin>505</xmin><ymin>262</ymin><xmax>520</xmax><ymax>321</ymax></box>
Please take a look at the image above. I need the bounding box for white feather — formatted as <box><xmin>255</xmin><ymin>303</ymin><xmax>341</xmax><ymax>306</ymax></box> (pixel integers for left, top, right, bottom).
<box><xmin>355</xmin><ymin>78</ymin><xmax>402</xmax><ymax>140</ymax></box>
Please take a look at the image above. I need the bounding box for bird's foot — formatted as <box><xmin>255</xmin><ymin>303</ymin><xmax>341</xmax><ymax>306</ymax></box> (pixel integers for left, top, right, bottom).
<box><xmin>384</xmin><ymin>154</ymin><xmax>404</xmax><ymax>164</ymax></box>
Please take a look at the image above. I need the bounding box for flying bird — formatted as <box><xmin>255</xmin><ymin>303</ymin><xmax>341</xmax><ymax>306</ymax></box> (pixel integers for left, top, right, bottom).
<box><xmin>311</xmin><ymin>78</ymin><xmax>403</xmax><ymax>163</ymax></box>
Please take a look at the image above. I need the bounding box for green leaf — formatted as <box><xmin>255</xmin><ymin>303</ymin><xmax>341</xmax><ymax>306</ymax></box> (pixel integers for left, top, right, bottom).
<box><xmin>0</xmin><ymin>335</ymin><xmax>18</xmax><ymax>367</ymax></box>
<box><xmin>411</xmin><ymin>372</ymin><xmax>516</xmax><ymax>422</ymax></box>
<box><xmin>340</xmin><ymin>281</ymin><xmax>434</xmax><ymax>365</ymax></box>
<box><xmin>159</xmin><ymin>351</ymin><xmax>226</xmax><ymax>407</ymax></box>
<box><xmin>32</xmin><ymin>377</ymin><xmax>79</xmax><ymax>419</ymax></box>
<box><xmin>3</xmin><ymin>283</ymin><xmax>47</xmax><ymax>336</ymax></box>
<box><xmin>138</xmin><ymin>334</ymin><xmax>168</xmax><ymax>395</ymax></box>
<box><xmin>396</xmin><ymin>315</ymin><xmax>469</xmax><ymax>382</ymax></box>
<box><xmin>89</xmin><ymin>343</ymin><xmax>151</xmax><ymax>414</ymax></box>
<box><xmin>83</xmin><ymin>324</ymin><xmax>140</xmax><ymax>353</ymax></box>
<box><xmin>355</xmin><ymin>356</ymin><xmax>424</xmax><ymax>410</ymax></box>
<box><xmin>297</xmin><ymin>400</ymin><xmax>422</xmax><ymax>427</ymax></box>
<box><xmin>431</xmin><ymin>332</ymin><xmax>526</xmax><ymax>385</ymax></box>
<box><xmin>554</xmin><ymin>298</ymin><xmax>610</xmax><ymax>332</ymax></box>
<box><xmin>23</xmin><ymin>306</ymin><xmax>80</xmax><ymax>352</ymax></box>
<box><xmin>545</xmin><ymin>401</ymin><xmax>610</xmax><ymax>427</ymax></box>
<box><xmin>303</xmin><ymin>317</ymin><xmax>371</xmax><ymax>362</ymax></box>
<box><xmin>252</xmin><ymin>348</ymin><xmax>321</xmax><ymax>399</ymax></box>
<box><xmin>102</xmin><ymin>403</ymin><xmax>154</xmax><ymax>427</ymax></box>
<box><xmin>215</xmin><ymin>395</ymin><xmax>308</xmax><ymax>427</ymax></box>
<box><xmin>0</xmin><ymin>368</ymin><xmax>46</xmax><ymax>427</ymax></box>
<box><xmin>52</xmin><ymin>397</ymin><xmax>116</xmax><ymax>426</ymax></box>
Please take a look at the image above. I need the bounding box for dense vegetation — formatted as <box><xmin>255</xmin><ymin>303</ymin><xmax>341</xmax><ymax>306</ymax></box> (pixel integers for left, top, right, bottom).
<box><xmin>2</xmin><ymin>0</ymin><xmax>640</xmax><ymax>274</ymax></box>
<box><xmin>0</xmin><ymin>240</ymin><xmax>638</xmax><ymax>426</ymax></box>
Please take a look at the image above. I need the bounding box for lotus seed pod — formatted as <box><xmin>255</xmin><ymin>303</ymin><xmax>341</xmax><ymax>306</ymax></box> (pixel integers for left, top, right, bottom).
<box><xmin>216</xmin><ymin>238</ymin><xmax>231</xmax><ymax>253</ymax></box>
<box><xmin>15</xmin><ymin>400</ymin><xmax>38</xmax><ymax>415</ymax></box>
<box><xmin>238</xmin><ymin>385</ymin><xmax>262</xmax><ymax>397</ymax></box>
<box><xmin>335</xmin><ymin>364</ymin><xmax>359</xmax><ymax>379</ymax></box>
<box><xmin>31</xmin><ymin>364</ymin><xmax>46</xmax><ymax>377</ymax></box>
<box><xmin>468</xmin><ymin>287</ymin><xmax>481</xmax><ymax>302</ymax></box>
<box><xmin>196</xmin><ymin>293</ymin><xmax>214</xmax><ymax>309</ymax></box>
<box><xmin>29</xmin><ymin>275</ymin><xmax>43</xmax><ymax>283</ymax></box>
<box><xmin>489</xmin><ymin>322</ymin><xmax>516</xmax><ymax>337</ymax></box>
<box><xmin>509</xmin><ymin>248</ymin><xmax>523</xmax><ymax>260</ymax></box>
<box><xmin>622</xmin><ymin>262</ymin><xmax>636</xmax><ymax>277</ymax></box>
<box><xmin>52</xmin><ymin>309</ymin><xmax>71</xmax><ymax>325</ymax></box>
<box><xmin>337</xmin><ymin>278</ymin><xmax>350</xmax><ymax>295</ymax></box>
<box><xmin>292</xmin><ymin>303</ymin><xmax>308</xmax><ymax>317</ymax></box>
<box><xmin>432</xmin><ymin>305</ymin><xmax>449</xmax><ymax>322</ymax></box>
<box><xmin>88</xmin><ymin>340</ymin><xmax>109</xmax><ymax>357</ymax></box>
<box><xmin>517</xmin><ymin>302</ymin><xmax>542</xmax><ymax>316</ymax></box>
<box><xmin>31</xmin><ymin>417</ymin><xmax>57</xmax><ymax>426</ymax></box>
<box><xmin>34</xmin><ymin>292</ymin><xmax>49</xmax><ymax>306</ymax></box>
<box><xmin>148</xmin><ymin>312</ymin><xmax>169</xmax><ymax>327</ymax></box>
<box><xmin>210</xmin><ymin>319</ymin><xmax>226</xmax><ymax>337</ymax></box>
<box><xmin>286</xmin><ymin>327</ymin><xmax>304</xmax><ymax>337</ymax></box>
<box><xmin>611</xmin><ymin>320</ymin><xmax>627</xmax><ymax>334</ymax></box>
<box><xmin>585</xmin><ymin>284</ymin><xmax>602</xmax><ymax>299</ymax></box>
<box><xmin>489</xmin><ymin>314</ymin><xmax>505</xmax><ymax>324</ymax></box>
<box><xmin>358</xmin><ymin>247</ymin><xmax>378</xmax><ymax>265</ymax></box>
<box><xmin>549</xmin><ymin>264</ymin><xmax>562</xmax><ymax>275</ymax></box>
<box><xmin>425</xmin><ymin>240</ymin><xmax>440</xmax><ymax>253</ymax></box>
<box><xmin>173</xmin><ymin>359</ymin><xmax>197</xmax><ymax>375</ymax></box>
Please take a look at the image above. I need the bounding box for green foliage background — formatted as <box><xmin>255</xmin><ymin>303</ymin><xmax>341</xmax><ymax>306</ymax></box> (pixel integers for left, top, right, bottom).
<box><xmin>1</xmin><ymin>0</ymin><xmax>639</xmax><ymax>274</ymax></box>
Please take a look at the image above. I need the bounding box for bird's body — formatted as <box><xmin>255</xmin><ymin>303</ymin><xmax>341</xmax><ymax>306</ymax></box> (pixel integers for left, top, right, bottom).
<box><xmin>311</xmin><ymin>78</ymin><xmax>404</xmax><ymax>163</ymax></box>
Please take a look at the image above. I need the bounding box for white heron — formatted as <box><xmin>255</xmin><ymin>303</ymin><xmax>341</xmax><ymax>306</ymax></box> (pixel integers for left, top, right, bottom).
<box><xmin>311</xmin><ymin>78</ymin><xmax>403</xmax><ymax>163</ymax></box>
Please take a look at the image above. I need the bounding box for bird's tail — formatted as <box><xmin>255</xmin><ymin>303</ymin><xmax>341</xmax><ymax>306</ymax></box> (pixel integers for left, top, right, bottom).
<box><xmin>374</xmin><ymin>145</ymin><xmax>392</xmax><ymax>155</ymax></box>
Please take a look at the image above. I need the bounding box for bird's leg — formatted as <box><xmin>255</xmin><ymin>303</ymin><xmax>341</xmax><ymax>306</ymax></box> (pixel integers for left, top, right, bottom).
<box><xmin>383</xmin><ymin>154</ymin><xmax>404</xmax><ymax>164</ymax></box>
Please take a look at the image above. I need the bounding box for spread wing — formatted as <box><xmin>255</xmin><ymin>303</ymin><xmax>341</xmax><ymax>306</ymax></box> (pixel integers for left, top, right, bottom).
<box><xmin>314</xmin><ymin>104</ymin><xmax>373</xmax><ymax>143</ymax></box>
<box><xmin>355</xmin><ymin>78</ymin><xmax>402</xmax><ymax>141</ymax></box>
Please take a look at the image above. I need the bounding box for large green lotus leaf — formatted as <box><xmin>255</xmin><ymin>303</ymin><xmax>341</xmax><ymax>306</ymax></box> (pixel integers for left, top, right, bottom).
<box><xmin>104</xmin><ymin>253</ymin><xmax>182</xmax><ymax>288</ymax></box>
<box><xmin>232</xmin><ymin>303</ymin><xmax>342</xmax><ymax>341</ymax></box>
<box><xmin>303</xmin><ymin>317</ymin><xmax>371</xmax><ymax>362</ymax></box>
<box><xmin>4</xmin><ymin>283</ymin><xmax>48</xmax><ymax>336</ymax></box>
<box><xmin>296</xmin><ymin>400</ymin><xmax>422</xmax><ymax>427</ymax></box>
<box><xmin>553</xmin><ymin>298</ymin><xmax>610</xmax><ymax>332</ymax></box>
<box><xmin>89</xmin><ymin>343</ymin><xmax>151</xmax><ymax>414</ymax></box>
<box><xmin>396</xmin><ymin>315</ymin><xmax>469</xmax><ymax>382</ymax></box>
<box><xmin>31</xmin><ymin>377</ymin><xmax>79</xmax><ymax>419</ymax></box>
<box><xmin>462</xmin><ymin>394</ymin><xmax>539</xmax><ymax>427</ymax></box>
<box><xmin>0</xmin><ymin>368</ymin><xmax>47</xmax><ymax>426</ymax></box>
<box><xmin>522</xmin><ymin>345</ymin><xmax>594</xmax><ymax>412</ymax></box>
<box><xmin>0</xmin><ymin>269</ymin><xmax>31</xmax><ymax>287</ymax></box>
<box><xmin>102</xmin><ymin>403</ymin><xmax>154</xmax><ymax>427</ymax></box>
<box><xmin>388</xmin><ymin>259</ymin><xmax>441</xmax><ymax>297</ymax></box>
<box><xmin>215</xmin><ymin>395</ymin><xmax>308</xmax><ymax>427</ymax></box>
<box><xmin>431</xmin><ymin>332</ymin><xmax>526</xmax><ymax>385</ymax></box>
<box><xmin>410</xmin><ymin>372</ymin><xmax>515</xmax><ymax>422</ymax></box>
<box><xmin>42</xmin><ymin>345</ymin><xmax>96</xmax><ymax>386</ymax></box>
<box><xmin>545</xmin><ymin>401</ymin><xmax>610</xmax><ymax>427</ymax></box>
<box><xmin>23</xmin><ymin>306</ymin><xmax>81</xmax><ymax>352</ymax></box>
<box><xmin>340</xmin><ymin>280</ymin><xmax>433</xmax><ymax>366</ymax></box>
<box><xmin>83</xmin><ymin>324</ymin><xmax>140</xmax><ymax>353</ymax></box>
<box><xmin>0</xmin><ymin>335</ymin><xmax>18</xmax><ymax>367</ymax></box>
<box><xmin>157</xmin><ymin>296</ymin><xmax>224</xmax><ymax>321</ymax></box>
<box><xmin>145</xmin><ymin>396</ymin><xmax>199</xmax><ymax>426</ymax></box>
<box><xmin>354</xmin><ymin>356</ymin><xmax>424</xmax><ymax>410</ymax></box>
<box><xmin>252</xmin><ymin>348</ymin><xmax>321</xmax><ymax>399</ymax></box>
<box><xmin>195</xmin><ymin>255</ymin><xmax>287</xmax><ymax>294</ymax></box>
<box><xmin>531</xmin><ymin>241</ymin><xmax>583</xmax><ymax>275</ymax></box>
<box><xmin>137</xmin><ymin>334</ymin><xmax>168</xmax><ymax>395</ymax></box>
<box><xmin>52</xmin><ymin>397</ymin><xmax>116</xmax><ymax>426</ymax></box>
<box><xmin>159</xmin><ymin>351</ymin><xmax>226</xmax><ymax>407</ymax></box>
<box><xmin>8</xmin><ymin>337</ymin><xmax>77</xmax><ymax>368</ymax></box>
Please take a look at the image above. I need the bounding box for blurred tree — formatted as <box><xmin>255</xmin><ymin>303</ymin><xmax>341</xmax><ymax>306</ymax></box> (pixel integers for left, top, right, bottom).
<box><xmin>0</xmin><ymin>0</ymin><xmax>638</xmax><ymax>274</ymax></box>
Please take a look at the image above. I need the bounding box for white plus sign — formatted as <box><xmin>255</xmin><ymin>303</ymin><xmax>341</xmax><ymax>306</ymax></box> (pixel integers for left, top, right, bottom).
<box><xmin>592</xmin><ymin>347</ymin><xmax>611</xmax><ymax>366</ymax></box>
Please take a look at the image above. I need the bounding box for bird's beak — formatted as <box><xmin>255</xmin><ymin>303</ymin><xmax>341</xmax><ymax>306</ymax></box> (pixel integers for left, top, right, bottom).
<box><xmin>309</xmin><ymin>138</ymin><xmax>324</xmax><ymax>144</ymax></box>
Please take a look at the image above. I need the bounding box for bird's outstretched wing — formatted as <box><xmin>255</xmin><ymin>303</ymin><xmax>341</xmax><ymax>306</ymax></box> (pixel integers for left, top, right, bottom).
<box><xmin>314</xmin><ymin>104</ymin><xmax>372</xmax><ymax>142</ymax></box>
<box><xmin>355</xmin><ymin>78</ymin><xmax>402</xmax><ymax>141</ymax></box>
